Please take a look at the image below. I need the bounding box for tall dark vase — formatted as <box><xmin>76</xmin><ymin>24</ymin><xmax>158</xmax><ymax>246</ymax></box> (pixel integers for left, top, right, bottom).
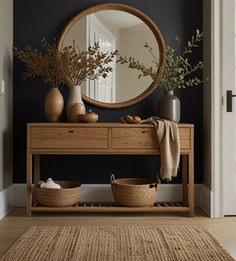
<box><xmin>158</xmin><ymin>90</ymin><xmax>181</xmax><ymax>123</ymax></box>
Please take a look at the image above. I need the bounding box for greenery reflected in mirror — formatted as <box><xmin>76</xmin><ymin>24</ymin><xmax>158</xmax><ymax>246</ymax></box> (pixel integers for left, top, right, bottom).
<box><xmin>58</xmin><ymin>4</ymin><xmax>166</xmax><ymax>108</ymax></box>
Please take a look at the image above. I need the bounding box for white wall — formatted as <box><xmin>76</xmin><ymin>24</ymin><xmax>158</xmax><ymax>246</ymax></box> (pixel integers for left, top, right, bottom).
<box><xmin>63</xmin><ymin>16</ymin><xmax>87</xmax><ymax>50</ymax></box>
<box><xmin>0</xmin><ymin>0</ymin><xmax>13</xmax><ymax>192</ymax></box>
<box><xmin>118</xmin><ymin>24</ymin><xmax>158</xmax><ymax>101</ymax></box>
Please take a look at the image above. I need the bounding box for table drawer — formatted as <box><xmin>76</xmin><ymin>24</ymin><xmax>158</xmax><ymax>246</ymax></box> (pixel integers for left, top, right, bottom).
<box><xmin>30</xmin><ymin>127</ymin><xmax>108</xmax><ymax>149</ymax></box>
<box><xmin>112</xmin><ymin>127</ymin><xmax>192</xmax><ymax>150</ymax></box>
<box><xmin>112</xmin><ymin>127</ymin><xmax>159</xmax><ymax>149</ymax></box>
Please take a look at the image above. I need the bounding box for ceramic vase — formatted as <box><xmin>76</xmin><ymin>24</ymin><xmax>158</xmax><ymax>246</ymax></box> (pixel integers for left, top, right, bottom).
<box><xmin>158</xmin><ymin>90</ymin><xmax>180</xmax><ymax>123</ymax></box>
<box><xmin>67</xmin><ymin>85</ymin><xmax>85</xmax><ymax>121</ymax></box>
<box><xmin>68</xmin><ymin>103</ymin><xmax>87</xmax><ymax>122</ymax></box>
<box><xmin>44</xmin><ymin>88</ymin><xmax>64</xmax><ymax>122</ymax></box>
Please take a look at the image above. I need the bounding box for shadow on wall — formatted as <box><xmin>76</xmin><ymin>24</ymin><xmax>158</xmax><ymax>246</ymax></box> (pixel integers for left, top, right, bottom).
<box><xmin>0</xmin><ymin>49</ymin><xmax>13</xmax><ymax>190</ymax></box>
<box><xmin>3</xmin><ymin>130</ymin><xmax>12</xmax><ymax>188</ymax></box>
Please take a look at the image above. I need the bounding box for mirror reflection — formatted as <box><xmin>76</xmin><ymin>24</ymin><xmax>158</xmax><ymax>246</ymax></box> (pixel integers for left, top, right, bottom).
<box><xmin>60</xmin><ymin>10</ymin><xmax>160</xmax><ymax>104</ymax></box>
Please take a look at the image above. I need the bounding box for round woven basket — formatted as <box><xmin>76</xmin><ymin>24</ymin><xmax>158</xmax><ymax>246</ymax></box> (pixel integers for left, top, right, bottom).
<box><xmin>110</xmin><ymin>174</ymin><xmax>160</xmax><ymax>207</ymax></box>
<box><xmin>35</xmin><ymin>181</ymin><xmax>81</xmax><ymax>207</ymax></box>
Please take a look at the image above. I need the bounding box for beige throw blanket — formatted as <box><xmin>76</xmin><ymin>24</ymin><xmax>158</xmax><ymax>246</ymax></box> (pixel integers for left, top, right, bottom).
<box><xmin>141</xmin><ymin>116</ymin><xmax>180</xmax><ymax>181</ymax></box>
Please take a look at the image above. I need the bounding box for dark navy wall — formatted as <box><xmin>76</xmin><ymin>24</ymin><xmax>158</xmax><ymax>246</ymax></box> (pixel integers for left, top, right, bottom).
<box><xmin>13</xmin><ymin>0</ymin><xmax>203</xmax><ymax>184</ymax></box>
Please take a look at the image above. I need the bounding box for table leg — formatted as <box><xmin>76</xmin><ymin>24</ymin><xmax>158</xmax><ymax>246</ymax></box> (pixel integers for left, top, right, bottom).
<box><xmin>26</xmin><ymin>152</ymin><xmax>32</xmax><ymax>217</ymax></box>
<box><xmin>182</xmin><ymin>155</ymin><xmax>188</xmax><ymax>205</ymax></box>
<box><xmin>34</xmin><ymin>155</ymin><xmax>40</xmax><ymax>185</ymax></box>
<box><xmin>188</xmin><ymin>151</ymin><xmax>194</xmax><ymax>217</ymax></box>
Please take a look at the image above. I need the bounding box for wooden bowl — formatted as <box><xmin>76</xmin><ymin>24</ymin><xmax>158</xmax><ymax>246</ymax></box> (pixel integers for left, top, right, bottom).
<box><xmin>77</xmin><ymin>111</ymin><xmax>98</xmax><ymax>123</ymax></box>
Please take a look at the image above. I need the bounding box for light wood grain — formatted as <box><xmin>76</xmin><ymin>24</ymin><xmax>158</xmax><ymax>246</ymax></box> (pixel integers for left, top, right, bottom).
<box><xmin>26</xmin><ymin>123</ymin><xmax>194</xmax><ymax>217</ymax></box>
<box><xmin>29</xmin><ymin>123</ymin><xmax>193</xmax><ymax>151</ymax></box>
<box><xmin>188</xmin><ymin>151</ymin><xmax>195</xmax><ymax>217</ymax></box>
<box><xmin>112</xmin><ymin>127</ymin><xmax>159</xmax><ymax>149</ymax></box>
<box><xmin>33</xmin><ymin>155</ymin><xmax>40</xmax><ymax>187</ymax></box>
<box><xmin>182</xmin><ymin>155</ymin><xmax>188</xmax><ymax>204</ymax></box>
<box><xmin>31</xmin><ymin>127</ymin><xmax>108</xmax><ymax>149</ymax></box>
<box><xmin>26</xmin><ymin>152</ymin><xmax>32</xmax><ymax>217</ymax></box>
<box><xmin>27</xmin><ymin>122</ymin><xmax>194</xmax><ymax>127</ymax></box>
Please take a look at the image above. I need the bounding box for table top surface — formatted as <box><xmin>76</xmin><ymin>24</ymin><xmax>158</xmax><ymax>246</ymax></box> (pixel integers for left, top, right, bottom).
<box><xmin>27</xmin><ymin>122</ymin><xmax>194</xmax><ymax>128</ymax></box>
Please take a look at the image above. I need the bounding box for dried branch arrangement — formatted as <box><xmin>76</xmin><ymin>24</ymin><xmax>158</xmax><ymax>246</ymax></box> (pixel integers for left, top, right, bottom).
<box><xmin>59</xmin><ymin>42</ymin><xmax>118</xmax><ymax>88</ymax></box>
<box><xmin>14</xmin><ymin>39</ymin><xmax>63</xmax><ymax>88</ymax></box>
<box><xmin>117</xmin><ymin>29</ymin><xmax>203</xmax><ymax>91</ymax></box>
<box><xmin>14</xmin><ymin>40</ymin><xmax>118</xmax><ymax>88</ymax></box>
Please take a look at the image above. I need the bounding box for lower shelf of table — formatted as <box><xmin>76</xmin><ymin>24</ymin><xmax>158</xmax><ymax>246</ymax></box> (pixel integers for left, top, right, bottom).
<box><xmin>31</xmin><ymin>201</ymin><xmax>190</xmax><ymax>213</ymax></box>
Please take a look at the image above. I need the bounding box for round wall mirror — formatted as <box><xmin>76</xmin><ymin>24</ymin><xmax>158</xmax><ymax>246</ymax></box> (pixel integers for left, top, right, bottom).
<box><xmin>58</xmin><ymin>3</ymin><xmax>166</xmax><ymax>108</ymax></box>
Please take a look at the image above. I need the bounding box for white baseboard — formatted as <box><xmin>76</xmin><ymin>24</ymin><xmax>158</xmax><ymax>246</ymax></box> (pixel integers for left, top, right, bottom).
<box><xmin>0</xmin><ymin>185</ymin><xmax>14</xmax><ymax>220</ymax></box>
<box><xmin>200</xmin><ymin>184</ymin><xmax>211</xmax><ymax>216</ymax></box>
<box><xmin>13</xmin><ymin>183</ymin><xmax>203</xmax><ymax>208</ymax></box>
<box><xmin>13</xmin><ymin>184</ymin><xmax>27</xmax><ymax>207</ymax></box>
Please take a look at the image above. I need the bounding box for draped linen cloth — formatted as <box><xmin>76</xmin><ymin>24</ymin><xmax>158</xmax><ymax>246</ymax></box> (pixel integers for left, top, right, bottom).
<box><xmin>141</xmin><ymin>116</ymin><xmax>180</xmax><ymax>180</ymax></box>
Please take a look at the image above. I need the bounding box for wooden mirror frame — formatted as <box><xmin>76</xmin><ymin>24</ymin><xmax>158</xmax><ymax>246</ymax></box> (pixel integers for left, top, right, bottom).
<box><xmin>58</xmin><ymin>3</ymin><xmax>166</xmax><ymax>109</ymax></box>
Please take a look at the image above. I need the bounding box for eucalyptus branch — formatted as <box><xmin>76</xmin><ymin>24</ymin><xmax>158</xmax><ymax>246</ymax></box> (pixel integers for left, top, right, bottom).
<box><xmin>117</xmin><ymin>29</ymin><xmax>203</xmax><ymax>91</ymax></box>
<box><xmin>144</xmin><ymin>42</ymin><xmax>159</xmax><ymax>66</ymax></box>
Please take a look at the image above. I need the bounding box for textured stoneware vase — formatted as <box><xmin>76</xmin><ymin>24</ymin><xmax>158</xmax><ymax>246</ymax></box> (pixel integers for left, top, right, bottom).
<box><xmin>44</xmin><ymin>88</ymin><xmax>64</xmax><ymax>122</ymax></box>
<box><xmin>67</xmin><ymin>85</ymin><xmax>85</xmax><ymax>121</ymax></box>
<box><xmin>158</xmin><ymin>90</ymin><xmax>181</xmax><ymax>123</ymax></box>
<box><xmin>68</xmin><ymin>103</ymin><xmax>87</xmax><ymax>122</ymax></box>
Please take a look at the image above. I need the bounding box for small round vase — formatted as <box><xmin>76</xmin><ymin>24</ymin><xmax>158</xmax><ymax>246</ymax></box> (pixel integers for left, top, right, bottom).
<box><xmin>67</xmin><ymin>85</ymin><xmax>85</xmax><ymax>121</ymax></box>
<box><xmin>68</xmin><ymin>103</ymin><xmax>87</xmax><ymax>122</ymax></box>
<box><xmin>44</xmin><ymin>88</ymin><xmax>64</xmax><ymax>122</ymax></box>
<box><xmin>158</xmin><ymin>90</ymin><xmax>181</xmax><ymax>123</ymax></box>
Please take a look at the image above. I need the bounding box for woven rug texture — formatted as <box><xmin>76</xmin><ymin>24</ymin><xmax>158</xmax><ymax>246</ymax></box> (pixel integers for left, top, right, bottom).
<box><xmin>0</xmin><ymin>225</ymin><xmax>234</xmax><ymax>261</ymax></box>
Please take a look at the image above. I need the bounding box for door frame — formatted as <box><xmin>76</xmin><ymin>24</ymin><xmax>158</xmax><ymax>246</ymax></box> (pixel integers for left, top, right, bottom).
<box><xmin>210</xmin><ymin>0</ymin><xmax>224</xmax><ymax>218</ymax></box>
<box><xmin>210</xmin><ymin>0</ymin><xmax>236</xmax><ymax>218</ymax></box>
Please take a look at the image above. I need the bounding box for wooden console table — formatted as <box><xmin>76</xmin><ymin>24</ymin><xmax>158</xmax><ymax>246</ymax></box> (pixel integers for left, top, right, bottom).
<box><xmin>26</xmin><ymin>123</ymin><xmax>194</xmax><ymax>217</ymax></box>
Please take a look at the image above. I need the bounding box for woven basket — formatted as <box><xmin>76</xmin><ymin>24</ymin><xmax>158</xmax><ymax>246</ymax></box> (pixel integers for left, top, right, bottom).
<box><xmin>35</xmin><ymin>181</ymin><xmax>81</xmax><ymax>207</ymax></box>
<box><xmin>111</xmin><ymin>174</ymin><xmax>160</xmax><ymax>207</ymax></box>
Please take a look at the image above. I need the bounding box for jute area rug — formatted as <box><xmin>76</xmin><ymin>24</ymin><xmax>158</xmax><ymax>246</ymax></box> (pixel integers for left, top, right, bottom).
<box><xmin>0</xmin><ymin>225</ymin><xmax>234</xmax><ymax>261</ymax></box>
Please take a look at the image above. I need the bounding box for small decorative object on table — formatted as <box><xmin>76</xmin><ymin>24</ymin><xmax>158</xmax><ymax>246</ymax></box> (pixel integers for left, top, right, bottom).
<box><xmin>110</xmin><ymin>174</ymin><xmax>160</xmax><ymax>207</ymax></box>
<box><xmin>117</xmin><ymin>29</ymin><xmax>203</xmax><ymax>123</ymax></box>
<box><xmin>120</xmin><ymin>115</ymin><xmax>141</xmax><ymax>124</ymax></box>
<box><xmin>77</xmin><ymin>110</ymin><xmax>99</xmax><ymax>123</ymax></box>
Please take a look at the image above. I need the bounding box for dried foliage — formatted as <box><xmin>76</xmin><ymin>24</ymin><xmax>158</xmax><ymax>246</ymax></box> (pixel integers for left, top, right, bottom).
<box><xmin>117</xmin><ymin>29</ymin><xmax>203</xmax><ymax>91</ymax></box>
<box><xmin>14</xmin><ymin>40</ymin><xmax>118</xmax><ymax>88</ymax></box>
<box><xmin>59</xmin><ymin>42</ymin><xmax>118</xmax><ymax>88</ymax></box>
<box><xmin>14</xmin><ymin>39</ymin><xmax>63</xmax><ymax>88</ymax></box>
